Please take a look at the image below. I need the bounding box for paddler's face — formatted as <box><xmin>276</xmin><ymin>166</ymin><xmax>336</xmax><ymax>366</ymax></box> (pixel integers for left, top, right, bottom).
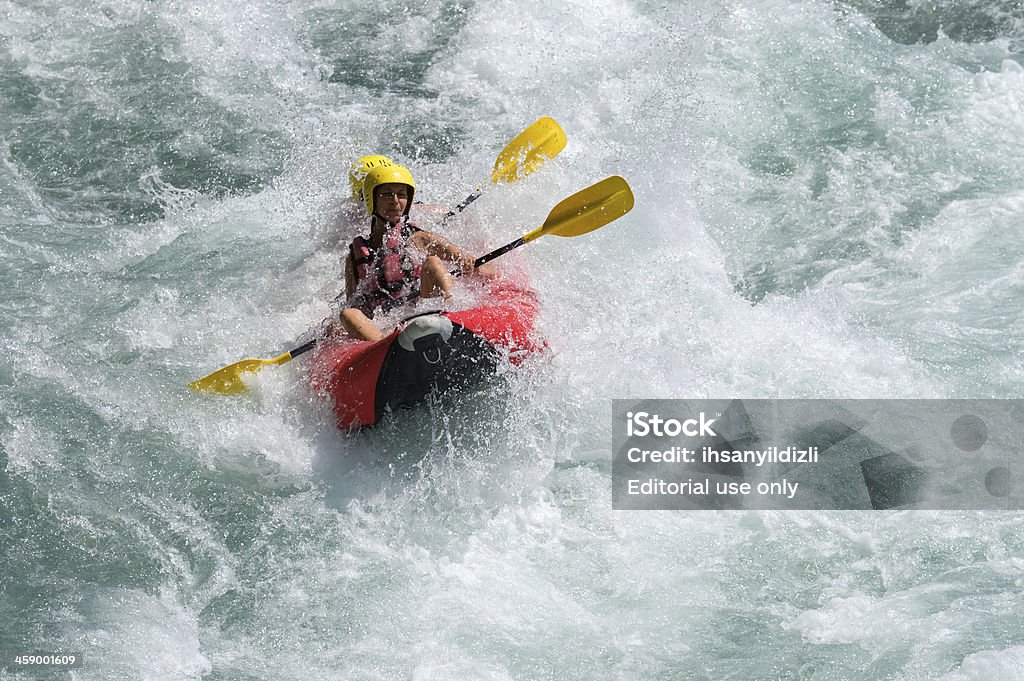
<box><xmin>374</xmin><ymin>183</ymin><xmax>409</xmax><ymax>223</ymax></box>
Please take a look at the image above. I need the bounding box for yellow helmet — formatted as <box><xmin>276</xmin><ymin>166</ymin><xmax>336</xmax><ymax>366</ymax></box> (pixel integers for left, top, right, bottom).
<box><xmin>348</xmin><ymin>155</ymin><xmax>393</xmax><ymax>200</ymax></box>
<box><xmin>362</xmin><ymin>163</ymin><xmax>416</xmax><ymax>217</ymax></box>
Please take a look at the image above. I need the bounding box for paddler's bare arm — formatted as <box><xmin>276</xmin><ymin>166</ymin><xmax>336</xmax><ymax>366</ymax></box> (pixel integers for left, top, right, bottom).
<box><xmin>320</xmin><ymin>254</ymin><xmax>366</xmax><ymax>340</ymax></box>
<box><xmin>411</xmin><ymin>202</ymin><xmax>449</xmax><ymax>220</ymax></box>
<box><xmin>412</xmin><ymin>230</ymin><xmax>497</xmax><ymax>278</ymax></box>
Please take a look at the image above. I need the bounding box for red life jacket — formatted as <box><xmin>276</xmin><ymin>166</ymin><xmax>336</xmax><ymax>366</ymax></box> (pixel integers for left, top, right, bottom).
<box><xmin>349</xmin><ymin>219</ymin><xmax>423</xmax><ymax>314</ymax></box>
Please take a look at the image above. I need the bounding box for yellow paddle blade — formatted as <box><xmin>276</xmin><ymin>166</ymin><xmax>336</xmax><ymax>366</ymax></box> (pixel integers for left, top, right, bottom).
<box><xmin>188</xmin><ymin>351</ymin><xmax>294</xmax><ymax>395</ymax></box>
<box><xmin>491</xmin><ymin>116</ymin><xmax>567</xmax><ymax>184</ymax></box>
<box><xmin>524</xmin><ymin>175</ymin><xmax>635</xmax><ymax>243</ymax></box>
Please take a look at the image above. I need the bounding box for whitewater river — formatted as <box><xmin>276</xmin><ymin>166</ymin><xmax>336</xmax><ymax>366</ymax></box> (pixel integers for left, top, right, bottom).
<box><xmin>2</xmin><ymin>0</ymin><xmax>1024</xmax><ymax>678</ymax></box>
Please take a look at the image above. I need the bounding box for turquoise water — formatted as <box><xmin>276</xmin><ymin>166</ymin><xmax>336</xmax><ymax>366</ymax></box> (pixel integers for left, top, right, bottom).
<box><xmin>3</xmin><ymin>0</ymin><xmax>1024</xmax><ymax>678</ymax></box>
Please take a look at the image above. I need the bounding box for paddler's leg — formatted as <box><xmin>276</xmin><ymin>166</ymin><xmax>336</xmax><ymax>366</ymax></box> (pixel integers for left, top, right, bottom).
<box><xmin>339</xmin><ymin>307</ymin><xmax>385</xmax><ymax>342</ymax></box>
<box><xmin>419</xmin><ymin>255</ymin><xmax>454</xmax><ymax>299</ymax></box>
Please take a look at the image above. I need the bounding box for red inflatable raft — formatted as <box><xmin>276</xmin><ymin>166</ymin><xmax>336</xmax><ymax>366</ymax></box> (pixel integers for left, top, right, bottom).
<box><xmin>309</xmin><ymin>280</ymin><xmax>542</xmax><ymax>429</ymax></box>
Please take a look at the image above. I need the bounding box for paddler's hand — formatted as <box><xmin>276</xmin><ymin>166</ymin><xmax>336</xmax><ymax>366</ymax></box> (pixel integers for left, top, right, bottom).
<box><xmin>475</xmin><ymin>262</ymin><xmax>498</xmax><ymax>279</ymax></box>
<box><xmin>460</xmin><ymin>253</ymin><xmax>496</xmax><ymax>279</ymax></box>
<box><xmin>321</xmin><ymin>318</ymin><xmax>341</xmax><ymax>338</ymax></box>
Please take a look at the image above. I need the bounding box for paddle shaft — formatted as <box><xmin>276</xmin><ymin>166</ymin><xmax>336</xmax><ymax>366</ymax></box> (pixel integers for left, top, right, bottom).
<box><xmin>474</xmin><ymin>237</ymin><xmax>526</xmax><ymax>268</ymax></box>
<box><xmin>285</xmin><ymin>338</ymin><xmax>317</xmax><ymax>361</ymax></box>
<box><xmin>443</xmin><ymin>117</ymin><xmax>566</xmax><ymax>225</ymax></box>
<box><xmin>443</xmin><ymin>190</ymin><xmax>483</xmax><ymax>222</ymax></box>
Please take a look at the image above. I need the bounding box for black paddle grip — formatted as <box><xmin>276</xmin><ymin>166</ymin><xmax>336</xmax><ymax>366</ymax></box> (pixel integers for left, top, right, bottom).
<box><xmin>474</xmin><ymin>237</ymin><xmax>526</xmax><ymax>268</ymax></box>
<box><xmin>289</xmin><ymin>339</ymin><xmax>317</xmax><ymax>359</ymax></box>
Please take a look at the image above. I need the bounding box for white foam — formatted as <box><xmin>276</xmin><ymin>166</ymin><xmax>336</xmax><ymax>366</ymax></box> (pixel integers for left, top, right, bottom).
<box><xmin>940</xmin><ymin>645</ymin><xmax>1024</xmax><ymax>680</ymax></box>
<box><xmin>68</xmin><ymin>589</ymin><xmax>211</xmax><ymax>680</ymax></box>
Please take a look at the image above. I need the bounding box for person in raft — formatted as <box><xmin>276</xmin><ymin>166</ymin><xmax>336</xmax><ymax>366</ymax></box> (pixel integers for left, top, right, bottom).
<box><xmin>336</xmin><ymin>161</ymin><xmax>496</xmax><ymax>342</ymax></box>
